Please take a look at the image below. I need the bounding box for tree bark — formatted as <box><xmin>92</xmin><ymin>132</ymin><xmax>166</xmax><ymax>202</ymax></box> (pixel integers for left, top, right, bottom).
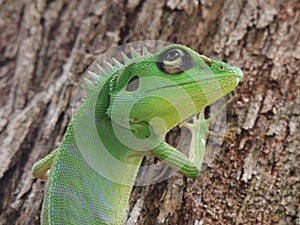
<box><xmin>0</xmin><ymin>0</ymin><xmax>299</xmax><ymax>224</ymax></box>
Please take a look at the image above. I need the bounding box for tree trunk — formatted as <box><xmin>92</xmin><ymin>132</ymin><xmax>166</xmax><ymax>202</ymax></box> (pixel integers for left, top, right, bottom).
<box><xmin>0</xmin><ymin>0</ymin><xmax>299</xmax><ymax>224</ymax></box>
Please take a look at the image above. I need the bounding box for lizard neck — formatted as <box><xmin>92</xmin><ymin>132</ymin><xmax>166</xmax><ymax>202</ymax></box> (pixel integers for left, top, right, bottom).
<box><xmin>70</xmin><ymin>78</ymin><xmax>145</xmax><ymax>175</ymax></box>
<box><xmin>46</xmin><ymin>80</ymin><xmax>144</xmax><ymax>224</ymax></box>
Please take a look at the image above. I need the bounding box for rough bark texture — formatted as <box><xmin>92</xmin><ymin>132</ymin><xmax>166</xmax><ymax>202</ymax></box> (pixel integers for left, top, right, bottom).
<box><xmin>0</xmin><ymin>0</ymin><xmax>299</xmax><ymax>224</ymax></box>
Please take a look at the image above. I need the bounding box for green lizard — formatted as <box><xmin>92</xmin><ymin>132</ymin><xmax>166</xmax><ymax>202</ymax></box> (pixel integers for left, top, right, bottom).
<box><xmin>32</xmin><ymin>44</ymin><xmax>242</xmax><ymax>225</ymax></box>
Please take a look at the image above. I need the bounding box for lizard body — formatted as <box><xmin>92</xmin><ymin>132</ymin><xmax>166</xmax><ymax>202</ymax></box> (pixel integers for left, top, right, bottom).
<box><xmin>32</xmin><ymin>44</ymin><xmax>242</xmax><ymax>224</ymax></box>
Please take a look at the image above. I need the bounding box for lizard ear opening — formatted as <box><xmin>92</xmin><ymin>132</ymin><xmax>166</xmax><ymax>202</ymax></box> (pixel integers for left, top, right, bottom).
<box><xmin>126</xmin><ymin>75</ymin><xmax>140</xmax><ymax>91</ymax></box>
<box><xmin>157</xmin><ymin>47</ymin><xmax>192</xmax><ymax>75</ymax></box>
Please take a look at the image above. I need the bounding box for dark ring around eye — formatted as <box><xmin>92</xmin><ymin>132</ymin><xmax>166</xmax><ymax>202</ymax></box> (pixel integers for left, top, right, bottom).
<box><xmin>157</xmin><ymin>47</ymin><xmax>193</xmax><ymax>75</ymax></box>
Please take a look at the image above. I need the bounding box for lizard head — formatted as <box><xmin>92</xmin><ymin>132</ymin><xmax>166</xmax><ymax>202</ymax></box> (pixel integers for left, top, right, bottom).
<box><xmin>107</xmin><ymin>44</ymin><xmax>242</xmax><ymax>137</ymax></box>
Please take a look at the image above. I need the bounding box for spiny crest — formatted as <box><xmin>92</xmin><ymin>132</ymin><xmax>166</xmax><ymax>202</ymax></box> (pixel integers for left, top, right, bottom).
<box><xmin>83</xmin><ymin>46</ymin><xmax>152</xmax><ymax>93</ymax></box>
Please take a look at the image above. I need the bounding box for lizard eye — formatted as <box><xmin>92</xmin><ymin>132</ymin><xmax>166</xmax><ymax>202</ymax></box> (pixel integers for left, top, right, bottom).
<box><xmin>157</xmin><ymin>47</ymin><xmax>192</xmax><ymax>75</ymax></box>
<box><xmin>165</xmin><ymin>49</ymin><xmax>182</xmax><ymax>62</ymax></box>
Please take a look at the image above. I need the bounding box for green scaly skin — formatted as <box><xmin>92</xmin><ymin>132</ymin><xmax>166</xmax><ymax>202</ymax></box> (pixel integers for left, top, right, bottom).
<box><xmin>32</xmin><ymin>44</ymin><xmax>242</xmax><ymax>225</ymax></box>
